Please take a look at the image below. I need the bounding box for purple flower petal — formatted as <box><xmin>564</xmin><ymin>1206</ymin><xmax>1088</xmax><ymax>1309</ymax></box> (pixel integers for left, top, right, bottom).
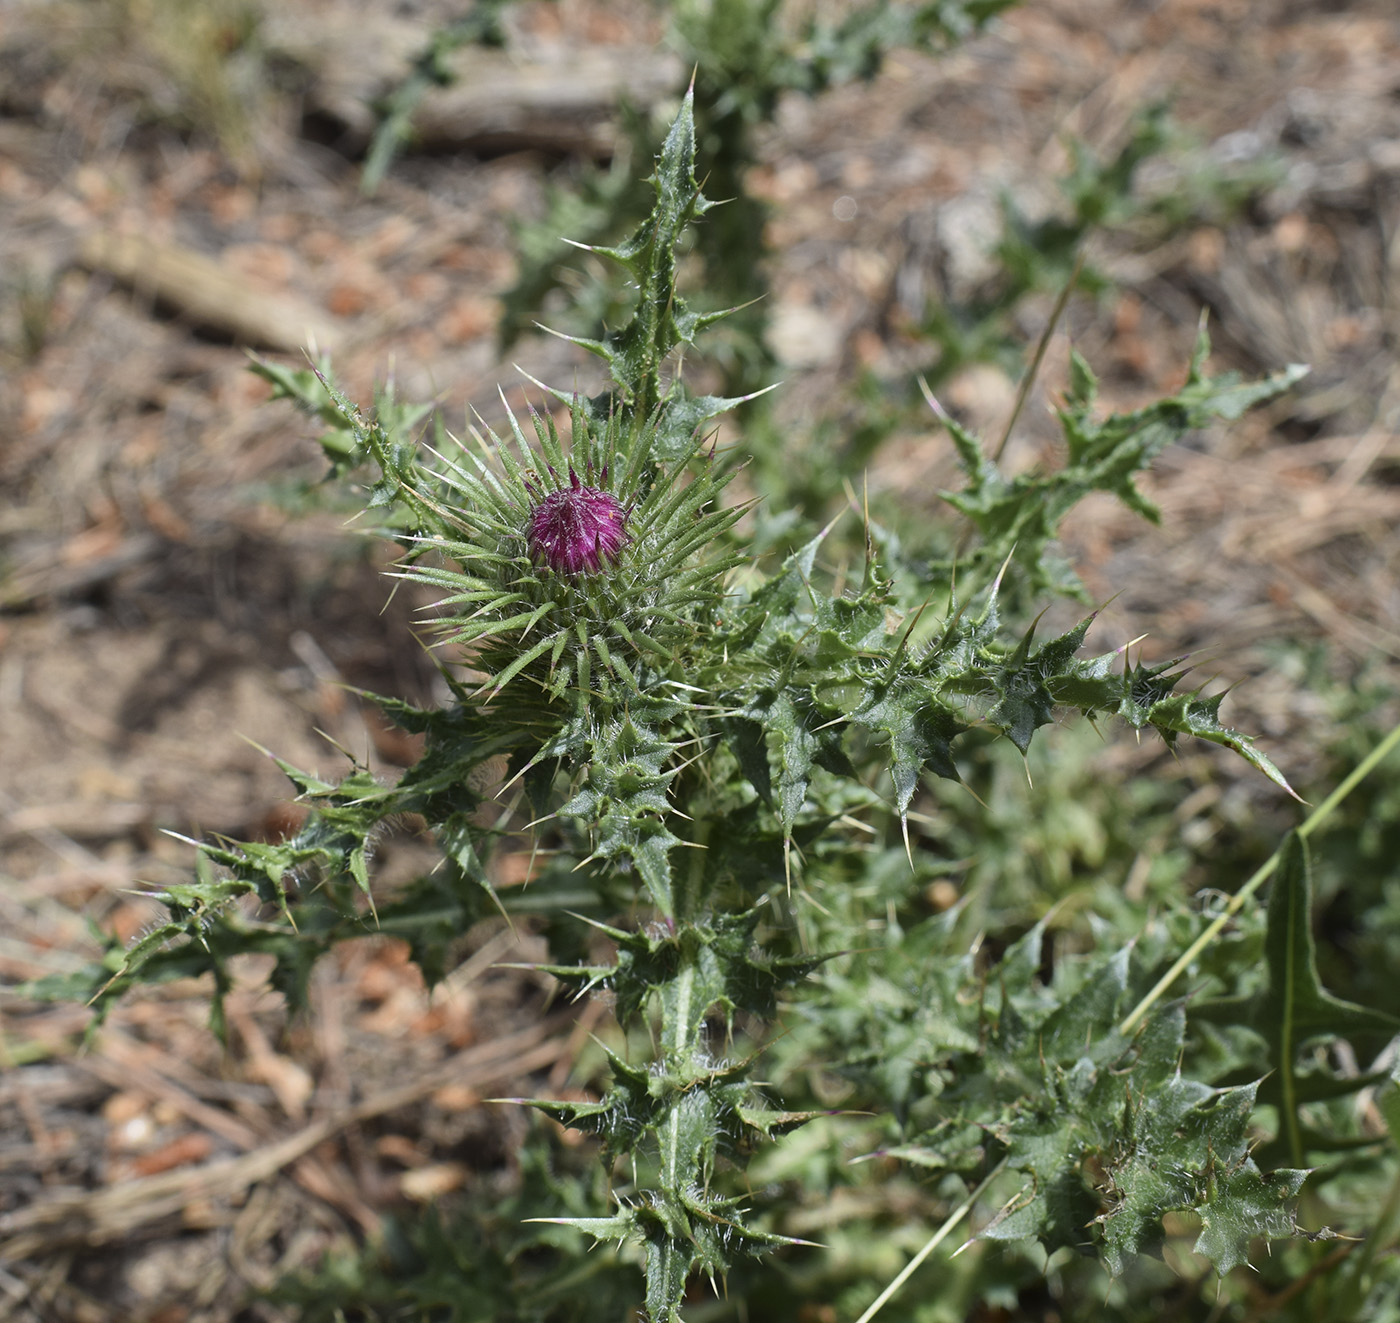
<box><xmin>526</xmin><ymin>468</ymin><xmax>630</xmax><ymax>575</ymax></box>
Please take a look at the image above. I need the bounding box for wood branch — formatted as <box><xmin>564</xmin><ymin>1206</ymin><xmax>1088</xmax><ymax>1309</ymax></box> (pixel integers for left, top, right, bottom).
<box><xmin>78</xmin><ymin>232</ymin><xmax>341</xmax><ymax>353</ymax></box>
<box><xmin>263</xmin><ymin>8</ymin><xmax>680</xmax><ymax>156</ymax></box>
<box><xmin>412</xmin><ymin>47</ymin><xmax>685</xmax><ymax>157</ymax></box>
<box><xmin>0</xmin><ymin>1018</ymin><xmax>569</xmax><ymax>1259</ymax></box>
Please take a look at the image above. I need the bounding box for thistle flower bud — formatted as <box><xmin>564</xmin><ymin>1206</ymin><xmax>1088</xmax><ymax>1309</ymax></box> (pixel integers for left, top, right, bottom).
<box><xmin>526</xmin><ymin>467</ymin><xmax>629</xmax><ymax>576</ymax></box>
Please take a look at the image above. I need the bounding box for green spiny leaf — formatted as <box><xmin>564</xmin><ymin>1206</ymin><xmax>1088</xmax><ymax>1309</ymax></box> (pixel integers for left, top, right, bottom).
<box><xmin>1194</xmin><ymin>832</ymin><xmax>1399</xmax><ymax>1166</ymax></box>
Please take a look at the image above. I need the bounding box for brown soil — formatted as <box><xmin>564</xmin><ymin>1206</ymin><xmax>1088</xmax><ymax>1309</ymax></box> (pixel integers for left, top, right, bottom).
<box><xmin>2</xmin><ymin>0</ymin><xmax>1399</xmax><ymax>1318</ymax></box>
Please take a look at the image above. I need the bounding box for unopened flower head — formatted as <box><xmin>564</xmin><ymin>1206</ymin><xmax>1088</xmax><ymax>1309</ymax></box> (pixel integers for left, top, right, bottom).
<box><xmin>526</xmin><ymin>466</ymin><xmax>630</xmax><ymax>576</ymax></box>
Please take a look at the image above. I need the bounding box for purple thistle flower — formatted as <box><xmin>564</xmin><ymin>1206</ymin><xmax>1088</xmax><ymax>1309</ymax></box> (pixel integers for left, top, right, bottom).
<box><xmin>526</xmin><ymin>467</ymin><xmax>630</xmax><ymax>576</ymax></box>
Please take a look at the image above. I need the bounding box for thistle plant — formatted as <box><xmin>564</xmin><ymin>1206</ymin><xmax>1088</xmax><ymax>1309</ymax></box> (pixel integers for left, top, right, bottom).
<box><xmin>44</xmin><ymin>90</ymin><xmax>1398</xmax><ymax>1323</ymax></box>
